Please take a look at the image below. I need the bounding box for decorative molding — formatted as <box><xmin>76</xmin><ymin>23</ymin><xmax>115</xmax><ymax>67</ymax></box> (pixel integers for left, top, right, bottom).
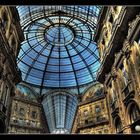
<box><xmin>127</xmin><ymin>14</ymin><xmax>140</xmax><ymax>40</ymax></box>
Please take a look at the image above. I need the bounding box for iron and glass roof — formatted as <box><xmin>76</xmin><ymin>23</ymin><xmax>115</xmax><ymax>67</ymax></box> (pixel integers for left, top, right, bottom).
<box><xmin>42</xmin><ymin>92</ymin><xmax>78</xmax><ymax>133</ymax></box>
<box><xmin>17</xmin><ymin>6</ymin><xmax>102</xmax><ymax>93</ymax></box>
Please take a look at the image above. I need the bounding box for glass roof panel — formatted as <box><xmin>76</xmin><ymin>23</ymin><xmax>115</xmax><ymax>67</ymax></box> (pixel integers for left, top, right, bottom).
<box><xmin>17</xmin><ymin>6</ymin><xmax>102</xmax><ymax>92</ymax></box>
<box><xmin>42</xmin><ymin>92</ymin><xmax>78</xmax><ymax>133</ymax></box>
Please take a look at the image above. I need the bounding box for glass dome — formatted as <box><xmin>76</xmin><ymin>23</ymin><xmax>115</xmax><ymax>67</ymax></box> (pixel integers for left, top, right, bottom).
<box><xmin>45</xmin><ymin>24</ymin><xmax>74</xmax><ymax>46</ymax></box>
<box><xmin>16</xmin><ymin>6</ymin><xmax>101</xmax><ymax>93</ymax></box>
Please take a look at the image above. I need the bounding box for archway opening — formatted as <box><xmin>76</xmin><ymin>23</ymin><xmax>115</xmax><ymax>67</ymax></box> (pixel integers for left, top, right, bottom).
<box><xmin>129</xmin><ymin>102</ymin><xmax>140</xmax><ymax>133</ymax></box>
<box><xmin>114</xmin><ymin>116</ymin><xmax>123</xmax><ymax>133</ymax></box>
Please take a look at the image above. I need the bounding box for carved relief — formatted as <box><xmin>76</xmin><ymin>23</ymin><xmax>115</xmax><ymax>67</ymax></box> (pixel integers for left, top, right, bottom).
<box><xmin>111</xmin><ymin>66</ymin><xmax>117</xmax><ymax>79</ymax></box>
<box><xmin>127</xmin><ymin>15</ymin><xmax>140</xmax><ymax>39</ymax></box>
<box><xmin>9</xmin><ymin>84</ymin><xmax>43</xmax><ymax>133</ymax></box>
<box><xmin>111</xmin><ymin>6</ymin><xmax>122</xmax><ymax>22</ymax></box>
<box><xmin>130</xmin><ymin>41</ymin><xmax>140</xmax><ymax>64</ymax></box>
<box><xmin>103</xmin><ymin>21</ymin><xmax>112</xmax><ymax>47</ymax></box>
<box><xmin>0</xmin><ymin>6</ymin><xmax>32</xmax><ymax>134</ymax></box>
<box><xmin>72</xmin><ymin>84</ymin><xmax>110</xmax><ymax>134</ymax></box>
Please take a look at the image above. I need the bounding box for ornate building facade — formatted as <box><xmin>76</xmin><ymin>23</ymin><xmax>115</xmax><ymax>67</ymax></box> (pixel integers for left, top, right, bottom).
<box><xmin>0</xmin><ymin>6</ymin><xmax>24</xmax><ymax>133</ymax></box>
<box><xmin>95</xmin><ymin>6</ymin><xmax>140</xmax><ymax>133</ymax></box>
<box><xmin>8</xmin><ymin>83</ymin><xmax>49</xmax><ymax>133</ymax></box>
<box><xmin>72</xmin><ymin>83</ymin><xmax>110</xmax><ymax>134</ymax></box>
<box><xmin>0</xmin><ymin>6</ymin><xmax>140</xmax><ymax>134</ymax></box>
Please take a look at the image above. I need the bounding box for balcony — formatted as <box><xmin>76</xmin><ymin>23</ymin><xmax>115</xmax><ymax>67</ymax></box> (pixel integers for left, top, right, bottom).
<box><xmin>122</xmin><ymin>80</ymin><xmax>135</xmax><ymax>106</ymax></box>
<box><xmin>10</xmin><ymin>118</ymin><xmax>42</xmax><ymax>130</ymax></box>
<box><xmin>77</xmin><ymin>116</ymin><xmax>109</xmax><ymax>129</ymax></box>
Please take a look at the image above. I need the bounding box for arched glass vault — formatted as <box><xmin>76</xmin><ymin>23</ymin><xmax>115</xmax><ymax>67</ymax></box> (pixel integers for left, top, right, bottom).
<box><xmin>42</xmin><ymin>92</ymin><xmax>78</xmax><ymax>133</ymax></box>
<box><xmin>17</xmin><ymin>6</ymin><xmax>102</xmax><ymax>94</ymax></box>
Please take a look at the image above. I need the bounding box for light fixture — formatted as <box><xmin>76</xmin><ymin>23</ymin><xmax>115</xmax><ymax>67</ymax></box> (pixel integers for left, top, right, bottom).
<box><xmin>135</xmin><ymin>125</ymin><xmax>140</xmax><ymax>132</ymax></box>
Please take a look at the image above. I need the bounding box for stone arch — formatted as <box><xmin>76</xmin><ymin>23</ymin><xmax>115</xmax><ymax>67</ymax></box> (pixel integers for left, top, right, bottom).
<box><xmin>16</xmin><ymin>82</ymin><xmax>39</xmax><ymax>102</ymax></box>
<box><xmin>81</xmin><ymin>83</ymin><xmax>103</xmax><ymax>102</ymax></box>
<box><xmin>125</xmin><ymin>100</ymin><xmax>140</xmax><ymax>133</ymax></box>
<box><xmin>113</xmin><ymin>115</ymin><xmax>123</xmax><ymax>133</ymax></box>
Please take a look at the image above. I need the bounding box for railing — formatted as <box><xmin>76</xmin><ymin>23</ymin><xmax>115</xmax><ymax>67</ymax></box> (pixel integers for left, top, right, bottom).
<box><xmin>10</xmin><ymin>118</ymin><xmax>41</xmax><ymax>129</ymax></box>
<box><xmin>77</xmin><ymin>116</ymin><xmax>108</xmax><ymax>129</ymax></box>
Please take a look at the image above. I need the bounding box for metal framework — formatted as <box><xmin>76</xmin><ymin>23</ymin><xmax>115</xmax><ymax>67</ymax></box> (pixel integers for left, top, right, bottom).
<box><xmin>17</xmin><ymin>6</ymin><xmax>102</xmax><ymax>95</ymax></box>
<box><xmin>42</xmin><ymin>91</ymin><xmax>78</xmax><ymax>133</ymax></box>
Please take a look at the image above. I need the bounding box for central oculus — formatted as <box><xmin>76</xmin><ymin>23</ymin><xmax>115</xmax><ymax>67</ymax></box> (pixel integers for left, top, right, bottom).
<box><xmin>45</xmin><ymin>24</ymin><xmax>74</xmax><ymax>46</ymax></box>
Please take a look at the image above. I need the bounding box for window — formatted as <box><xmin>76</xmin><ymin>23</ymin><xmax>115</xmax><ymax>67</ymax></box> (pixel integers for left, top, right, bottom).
<box><xmin>85</xmin><ymin>120</ymin><xmax>88</xmax><ymax>124</ymax></box>
<box><xmin>18</xmin><ymin>118</ymin><xmax>24</xmax><ymax>125</ymax></box>
<box><xmin>31</xmin><ymin>120</ymin><xmax>36</xmax><ymax>127</ymax></box>
<box><xmin>129</xmin><ymin>103</ymin><xmax>140</xmax><ymax>124</ymax></box>
<box><xmin>31</xmin><ymin>111</ymin><xmax>37</xmax><ymax>119</ymax></box>
<box><xmin>95</xmin><ymin>106</ymin><xmax>101</xmax><ymax>113</ymax></box>
<box><xmin>83</xmin><ymin>110</ymin><xmax>88</xmax><ymax>117</ymax></box>
<box><xmin>96</xmin><ymin>116</ymin><xmax>101</xmax><ymax>122</ymax></box>
<box><xmin>19</xmin><ymin>108</ymin><xmax>25</xmax><ymax>117</ymax></box>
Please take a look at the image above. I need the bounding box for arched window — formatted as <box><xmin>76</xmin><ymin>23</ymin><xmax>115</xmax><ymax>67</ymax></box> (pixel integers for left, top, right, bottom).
<box><xmin>129</xmin><ymin>103</ymin><xmax>140</xmax><ymax>124</ymax></box>
<box><xmin>128</xmin><ymin>102</ymin><xmax>140</xmax><ymax>133</ymax></box>
<box><xmin>115</xmin><ymin>116</ymin><xmax>123</xmax><ymax>133</ymax></box>
<box><xmin>31</xmin><ymin>111</ymin><xmax>37</xmax><ymax>119</ymax></box>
